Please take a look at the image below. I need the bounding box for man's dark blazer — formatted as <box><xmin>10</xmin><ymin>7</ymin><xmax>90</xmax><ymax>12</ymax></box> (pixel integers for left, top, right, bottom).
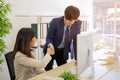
<box><xmin>43</xmin><ymin>16</ymin><xmax>82</xmax><ymax>60</ymax></box>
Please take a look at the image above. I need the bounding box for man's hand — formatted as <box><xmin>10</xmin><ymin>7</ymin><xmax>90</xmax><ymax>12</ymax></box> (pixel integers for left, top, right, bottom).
<box><xmin>47</xmin><ymin>43</ymin><xmax>55</xmax><ymax>55</ymax></box>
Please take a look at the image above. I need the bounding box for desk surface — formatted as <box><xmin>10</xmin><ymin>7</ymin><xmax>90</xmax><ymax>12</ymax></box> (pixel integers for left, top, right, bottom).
<box><xmin>28</xmin><ymin>61</ymin><xmax>113</xmax><ymax>80</ymax></box>
<box><xmin>28</xmin><ymin>61</ymin><xmax>76</xmax><ymax>80</ymax></box>
<box><xmin>100</xmin><ymin>69</ymin><xmax>120</xmax><ymax>80</ymax></box>
<box><xmin>28</xmin><ymin>49</ymin><xmax>120</xmax><ymax>80</ymax></box>
<box><xmin>99</xmin><ymin>59</ymin><xmax>120</xmax><ymax>80</ymax></box>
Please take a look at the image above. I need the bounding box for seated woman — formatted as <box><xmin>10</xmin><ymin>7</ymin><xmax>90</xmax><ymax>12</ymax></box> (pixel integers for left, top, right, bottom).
<box><xmin>12</xmin><ymin>28</ymin><xmax>54</xmax><ymax>80</ymax></box>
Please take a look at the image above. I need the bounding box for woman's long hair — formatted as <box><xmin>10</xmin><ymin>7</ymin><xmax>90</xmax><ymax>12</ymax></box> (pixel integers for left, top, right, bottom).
<box><xmin>12</xmin><ymin>28</ymin><xmax>35</xmax><ymax>59</ymax></box>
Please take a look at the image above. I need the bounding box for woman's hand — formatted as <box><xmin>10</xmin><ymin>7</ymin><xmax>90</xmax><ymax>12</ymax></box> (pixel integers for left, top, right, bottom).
<box><xmin>47</xmin><ymin>43</ymin><xmax>55</xmax><ymax>55</ymax></box>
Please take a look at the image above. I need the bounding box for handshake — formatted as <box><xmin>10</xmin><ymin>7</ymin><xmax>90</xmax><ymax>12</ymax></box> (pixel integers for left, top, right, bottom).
<box><xmin>47</xmin><ymin>43</ymin><xmax>55</xmax><ymax>55</ymax></box>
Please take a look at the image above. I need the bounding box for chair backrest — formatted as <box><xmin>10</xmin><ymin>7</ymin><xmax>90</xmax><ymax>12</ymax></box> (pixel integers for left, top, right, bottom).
<box><xmin>5</xmin><ymin>51</ymin><xmax>15</xmax><ymax>80</ymax></box>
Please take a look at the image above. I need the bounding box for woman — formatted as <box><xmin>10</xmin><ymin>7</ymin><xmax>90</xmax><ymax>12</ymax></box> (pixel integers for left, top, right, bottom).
<box><xmin>12</xmin><ymin>28</ymin><xmax>54</xmax><ymax>80</ymax></box>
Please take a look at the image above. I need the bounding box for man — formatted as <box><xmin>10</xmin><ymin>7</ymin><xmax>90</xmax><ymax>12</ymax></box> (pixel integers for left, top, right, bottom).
<box><xmin>43</xmin><ymin>5</ymin><xmax>82</xmax><ymax>70</ymax></box>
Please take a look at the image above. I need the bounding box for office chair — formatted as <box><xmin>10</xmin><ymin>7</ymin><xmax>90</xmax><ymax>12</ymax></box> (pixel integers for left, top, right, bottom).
<box><xmin>5</xmin><ymin>51</ymin><xmax>15</xmax><ymax>80</ymax></box>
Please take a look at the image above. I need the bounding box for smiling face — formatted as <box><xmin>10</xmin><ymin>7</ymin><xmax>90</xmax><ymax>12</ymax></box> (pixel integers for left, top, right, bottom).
<box><xmin>64</xmin><ymin>17</ymin><xmax>77</xmax><ymax>26</ymax></box>
<box><xmin>30</xmin><ymin>37</ymin><xmax>37</xmax><ymax>48</ymax></box>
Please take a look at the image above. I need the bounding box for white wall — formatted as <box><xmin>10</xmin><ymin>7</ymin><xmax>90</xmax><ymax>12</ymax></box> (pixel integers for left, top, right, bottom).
<box><xmin>79</xmin><ymin>0</ymin><xmax>93</xmax><ymax>31</ymax></box>
<box><xmin>0</xmin><ymin>0</ymin><xmax>93</xmax><ymax>80</ymax></box>
<box><xmin>7</xmin><ymin>0</ymin><xmax>82</xmax><ymax>51</ymax></box>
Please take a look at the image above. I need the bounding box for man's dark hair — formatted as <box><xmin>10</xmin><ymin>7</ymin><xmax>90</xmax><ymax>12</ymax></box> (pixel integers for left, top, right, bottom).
<box><xmin>64</xmin><ymin>5</ymin><xmax>80</xmax><ymax>20</ymax></box>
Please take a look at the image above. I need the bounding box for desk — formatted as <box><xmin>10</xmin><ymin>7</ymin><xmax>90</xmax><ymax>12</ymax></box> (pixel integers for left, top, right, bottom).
<box><xmin>27</xmin><ymin>61</ymin><xmax>113</xmax><ymax>80</ymax></box>
<box><xmin>28</xmin><ymin>61</ymin><xmax>76</xmax><ymax>80</ymax></box>
<box><xmin>100</xmin><ymin>69</ymin><xmax>120</xmax><ymax>80</ymax></box>
<box><xmin>99</xmin><ymin>58</ymin><xmax>120</xmax><ymax>80</ymax></box>
<box><xmin>28</xmin><ymin>49</ymin><xmax>120</xmax><ymax>80</ymax></box>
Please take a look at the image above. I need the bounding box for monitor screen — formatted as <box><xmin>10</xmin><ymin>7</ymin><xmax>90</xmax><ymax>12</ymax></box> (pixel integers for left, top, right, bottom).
<box><xmin>76</xmin><ymin>31</ymin><xmax>94</xmax><ymax>79</ymax></box>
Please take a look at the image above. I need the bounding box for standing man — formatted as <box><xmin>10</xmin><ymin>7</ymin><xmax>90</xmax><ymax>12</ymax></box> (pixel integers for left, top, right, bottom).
<box><xmin>43</xmin><ymin>5</ymin><xmax>82</xmax><ymax>70</ymax></box>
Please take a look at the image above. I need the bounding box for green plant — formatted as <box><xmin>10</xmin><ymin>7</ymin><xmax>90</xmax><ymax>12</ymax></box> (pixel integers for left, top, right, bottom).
<box><xmin>59</xmin><ymin>71</ymin><xmax>78</xmax><ymax>80</ymax></box>
<box><xmin>94</xmin><ymin>43</ymin><xmax>106</xmax><ymax>51</ymax></box>
<box><xmin>0</xmin><ymin>0</ymin><xmax>12</xmax><ymax>64</ymax></box>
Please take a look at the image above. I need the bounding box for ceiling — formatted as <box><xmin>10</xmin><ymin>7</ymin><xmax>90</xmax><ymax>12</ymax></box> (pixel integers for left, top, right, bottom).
<box><xmin>93</xmin><ymin>0</ymin><xmax>120</xmax><ymax>8</ymax></box>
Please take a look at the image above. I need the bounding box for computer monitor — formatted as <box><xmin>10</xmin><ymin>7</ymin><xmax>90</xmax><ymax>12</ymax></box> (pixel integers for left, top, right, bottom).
<box><xmin>76</xmin><ymin>31</ymin><xmax>94</xmax><ymax>79</ymax></box>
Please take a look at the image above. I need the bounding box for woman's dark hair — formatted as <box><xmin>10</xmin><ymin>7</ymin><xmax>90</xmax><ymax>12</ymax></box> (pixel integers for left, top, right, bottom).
<box><xmin>64</xmin><ymin>5</ymin><xmax>80</xmax><ymax>20</ymax></box>
<box><xmin>12</xmin><ymin>28</ymin><xmax>35</xmax><ymax>59</ymax></box>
